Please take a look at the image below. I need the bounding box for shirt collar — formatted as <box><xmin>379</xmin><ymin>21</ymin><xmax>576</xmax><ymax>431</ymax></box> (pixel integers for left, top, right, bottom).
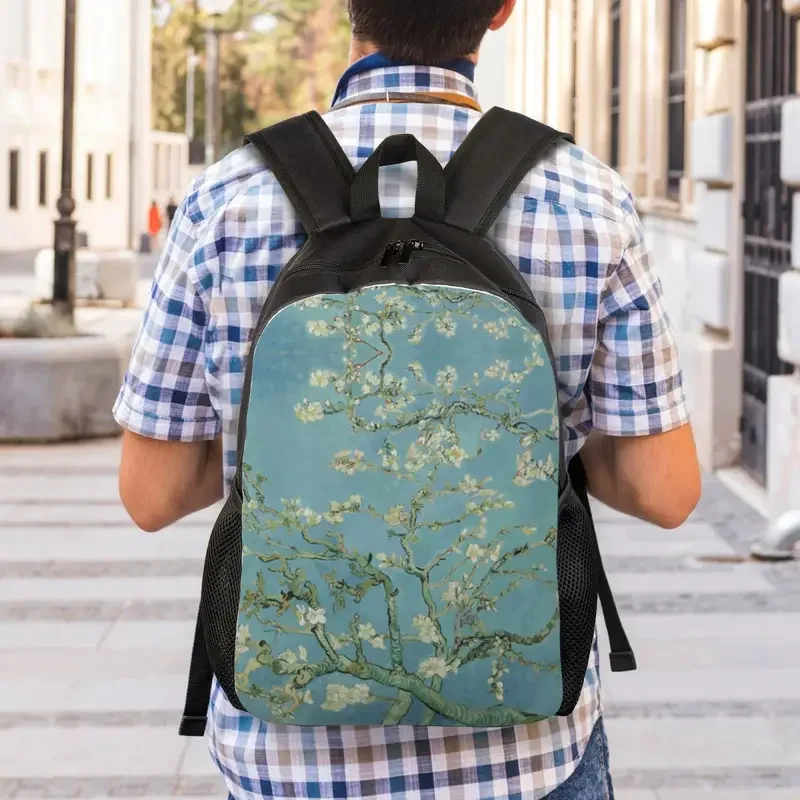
<box><xmin>331</xmin><ymin>54</ymin><xmax>479</xmax><ymax>109</ymax></box>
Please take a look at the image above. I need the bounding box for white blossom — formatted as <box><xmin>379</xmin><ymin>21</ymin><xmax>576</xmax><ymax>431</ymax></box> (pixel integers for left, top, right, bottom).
<box><xmin>434</xmin><ymin>313</ymin><xmax>457</xmax><ymax>338</ymax></box>
<box><xmin>435</xmin><ymin>366</ymin><xmax>458</xmax><ymax>393</ymax></box>
<box><xmin>418</xmin><ymin>656</ymin><xmax>451</xmax><ymax>680</ymax></box>
<box><xmin>321</xmin><ymin>683</ymin><xmax>372</xmax><ymax>712</ymax></box>
<box><xmin>309</xmin><ymin>369</ymin><xmax>336</xmax><ymax>387</ymax></box>
<box><xmin>306</xmin><ymin>320</ymin><xmax>332</xmax><ymax>336</ymax></box>
<box><xmin>407</xmin><ymin>361</ymin><xmax>425</xmax><ymax>381</ymax></box>
<box><xmin>294</xmin><ymin>398</ymin><xmax>325</xmax><ymax>423</ymax></box>
<box><xmin>235</xmin><ymin>625</ymin><xmax>251</xmax><ymax>657</ymax></box>
<box><xmin>383</xmin><ymin>505</ymin><xmax>408</xmax><ymax>527</ymax></box>
<box><xmin>513</xmin><ymin>451</ymin><xmax>555</xmax><ymax>487</ymax></box>
<box><xmin>412</xmin><ymin>614</ymin><xmax>440</xmax><ymax>644</ymax></box>
<box><xmin>331</xmin><ymin>449</ymin><xmax>369</xmax><ymax>476</ymax></box>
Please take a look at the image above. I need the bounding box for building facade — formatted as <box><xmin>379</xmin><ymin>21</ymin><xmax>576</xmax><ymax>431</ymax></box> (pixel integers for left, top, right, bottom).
<box><xmin>0</xmin><ymin>0</ymin><xmax>156</xmax><ymax>252</ymax></box>
<box><xmin>482</xmin><ymin>0</ymin><xmax>800</xmax><ymax>520</ymax></box>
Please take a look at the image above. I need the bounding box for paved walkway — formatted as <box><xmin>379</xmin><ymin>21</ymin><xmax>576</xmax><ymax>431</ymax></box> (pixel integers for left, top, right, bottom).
<box><xmin>0</xmin><ymin>440</ymin><xmax>798</xmax><ymax>799</ymax></box>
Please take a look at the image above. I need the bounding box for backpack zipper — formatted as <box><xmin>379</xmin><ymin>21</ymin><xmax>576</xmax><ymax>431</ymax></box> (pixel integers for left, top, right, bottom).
<box><xmin>269</xmin><ymin>240</ymin><xmax>544</xmax><ymax>316</ymax></box>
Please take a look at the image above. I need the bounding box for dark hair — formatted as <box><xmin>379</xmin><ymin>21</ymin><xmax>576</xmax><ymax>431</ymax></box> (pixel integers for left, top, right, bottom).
<box><xmin>349</xmin><ymin>0</ymin><xmax>505</xmax><ymax>64</ymax></box>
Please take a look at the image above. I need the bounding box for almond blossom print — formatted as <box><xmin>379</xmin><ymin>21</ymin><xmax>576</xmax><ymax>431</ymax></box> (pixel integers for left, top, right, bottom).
<box><xmin>238</xmin><ymin>285</ymin><xmax>561</xmax><ymax>727</ymax></box>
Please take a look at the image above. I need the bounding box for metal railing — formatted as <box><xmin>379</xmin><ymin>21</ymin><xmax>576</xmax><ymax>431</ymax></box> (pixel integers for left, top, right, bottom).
<box><xmin>741</xmin><ymin>0</ymin><xmax>797</xmax><ymax>485</ymax></box>
<box><xmin>667</xmin><ymin>0</ymin><xmax>686</xmax><ymax>198</ymax></box>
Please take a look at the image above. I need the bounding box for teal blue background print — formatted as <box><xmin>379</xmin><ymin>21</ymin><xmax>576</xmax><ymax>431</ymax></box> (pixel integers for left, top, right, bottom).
<box><xmin>237</xmin><ymin>284</ymin><xmax>562</xmax><ymax>726</ymax></box>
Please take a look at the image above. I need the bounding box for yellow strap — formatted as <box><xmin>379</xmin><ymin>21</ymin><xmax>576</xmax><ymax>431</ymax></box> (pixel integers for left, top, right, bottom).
<box><xmin>335</xmin><ymin>91</ymin><xmax>482</xmax><ymax>113</ymax></box>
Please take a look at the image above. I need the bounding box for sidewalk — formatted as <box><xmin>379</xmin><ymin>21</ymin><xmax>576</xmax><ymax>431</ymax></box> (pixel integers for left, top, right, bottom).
<box><xmin>0</xmin><ymin>439</ymin><xmax>798</xmax><ymax>799</ymax></box>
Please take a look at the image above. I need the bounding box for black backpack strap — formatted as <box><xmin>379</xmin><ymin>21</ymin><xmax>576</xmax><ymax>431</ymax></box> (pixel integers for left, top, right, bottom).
<box><xmin>568</xmin><ymin>454</ymin><xmax>637</xmax><ymax>673</ymax></box>
<box><xmin>444</xmin><ymin>107</ymin><xmax>574</xmax><ymax>236</ymax></box>
<box><xmin>179</xmin><ymin>611</ymin><xmax>214</xmax><ymax>736</ymax></box>
<box><xmin>244</xmin><ymin>111</ymin><xmax>355</xmax><ymax>234</ymax></box>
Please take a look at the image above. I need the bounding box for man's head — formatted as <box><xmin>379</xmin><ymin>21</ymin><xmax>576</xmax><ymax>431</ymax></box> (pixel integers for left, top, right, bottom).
<box><xmin>348</xmin><ymin>0</ymin><xmax>516</xmax><ymax>64</ymax></box>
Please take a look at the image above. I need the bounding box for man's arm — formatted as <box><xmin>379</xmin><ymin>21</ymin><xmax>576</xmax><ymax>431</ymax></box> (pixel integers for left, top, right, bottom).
<box><xmin>119</xmin><ymin>432</ymin><xmax>224</xmax><ymax>532</ymax></box>
<box><xmin>113</xmin><ymin>182</ymin><xmax>225</xmax><ymax>532</ymax></box>
<box><xmin>582</xmin><ymin>193</ymin><xmax>701</xmax><ymax>529</ymax></box>
<box><xmin>580</xmin><ymin>424</ymin><xmax>701</xmax><ymax>529</ymax></box>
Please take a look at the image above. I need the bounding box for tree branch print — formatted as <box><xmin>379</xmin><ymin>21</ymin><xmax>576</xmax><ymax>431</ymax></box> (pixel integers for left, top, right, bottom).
<box><xmin>238</xmin><ymin>286</ymin><xmax>561</xmax><ymax>725</ymax></box>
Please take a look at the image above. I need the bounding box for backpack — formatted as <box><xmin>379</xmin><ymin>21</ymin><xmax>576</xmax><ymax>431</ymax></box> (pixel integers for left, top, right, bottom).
<box><xmin>179</xmin><ymin>107</ymin><xmax>636</xmax><ymax>735</ymax></box>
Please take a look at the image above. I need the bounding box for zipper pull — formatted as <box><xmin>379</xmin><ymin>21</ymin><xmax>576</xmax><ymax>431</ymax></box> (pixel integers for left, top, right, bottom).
<box><xmin>400</xmin><ymin>240</ymin><xmax>424</xmax><ymax>263</ymax></box>
<box><xmin>380</xmin><ymin>241</ymin><xmax>405</xmax><ymax>267</ymax></box>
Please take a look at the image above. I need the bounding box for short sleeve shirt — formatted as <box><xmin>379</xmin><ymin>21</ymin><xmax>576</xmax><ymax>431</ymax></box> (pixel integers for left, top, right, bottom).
<box><xmin>115</xmin><ymin>65</ymin><xmax>688</xmax><ymax>800</ymax></box>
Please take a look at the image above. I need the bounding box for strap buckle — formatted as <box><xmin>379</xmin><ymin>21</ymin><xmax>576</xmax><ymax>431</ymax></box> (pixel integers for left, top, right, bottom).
<box><xmin>609</xmin><ymin>650</ymin><xmax>637</xmax><ymax>673</ymax></box>
<box><xmin>179</xmin><ymin>714</ymin><xmax>208</xmax><ymax>737</ymax></box>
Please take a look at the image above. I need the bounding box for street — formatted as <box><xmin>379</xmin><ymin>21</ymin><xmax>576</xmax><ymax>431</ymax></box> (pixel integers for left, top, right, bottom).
<box><xmin>0</xmin><ymin>439</ymin><xmax>798</xmax><ymax>799</ymax></box>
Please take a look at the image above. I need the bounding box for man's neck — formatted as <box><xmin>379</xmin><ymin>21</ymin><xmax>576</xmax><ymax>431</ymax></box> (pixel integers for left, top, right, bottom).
<box><xmin>347</xmin><ymin>40</ymin><xmax>478</xmax><ymax>66</ymax></box>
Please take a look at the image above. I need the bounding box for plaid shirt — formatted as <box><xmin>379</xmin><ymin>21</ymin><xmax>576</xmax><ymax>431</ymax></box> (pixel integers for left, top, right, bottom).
<box><xmin>115</xmin><ymin>65</ymin><xmax>688</xmax><ymax>799</ymax></box>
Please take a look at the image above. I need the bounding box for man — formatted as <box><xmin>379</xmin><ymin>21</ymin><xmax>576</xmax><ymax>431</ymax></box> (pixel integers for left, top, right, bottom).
<box><xmin>115</xmin><ymin>1</ymin><xmax>701</xmax><ymax>796</ymax></box>
<box><xmin>166</xmin><ymin>196</ymin><xmax>179</xmax><ymax>228</ymax></box>
<box><xmin>147</xmin><ymin>199</ymin><xmax>162</xmax><ymax>249</ymax></box>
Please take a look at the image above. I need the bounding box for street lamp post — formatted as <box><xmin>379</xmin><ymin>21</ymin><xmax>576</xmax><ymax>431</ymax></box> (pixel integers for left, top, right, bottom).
<box><xmin>53</xmin><ymin>0</ymin><xmax>78</xmax><ymax>321</ymax></box>
<box><xmin>204</xmin><ymin>26</ymin><xmax>222</xmax><ymax>165</ymax></box>
<box><xmin>198</xmin><ymin>0</ymin><xmax>242</xmax><ymax>165</ymax></box>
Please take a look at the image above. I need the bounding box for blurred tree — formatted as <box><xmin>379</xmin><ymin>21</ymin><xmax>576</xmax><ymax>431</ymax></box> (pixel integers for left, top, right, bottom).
<box><xmin>151</xmin><ymin>0</ymin><xmax>350</xmax><ymax>156</ymax></box>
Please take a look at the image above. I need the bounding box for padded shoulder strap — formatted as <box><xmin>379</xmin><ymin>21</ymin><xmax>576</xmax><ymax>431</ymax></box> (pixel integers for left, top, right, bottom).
<box><xmin>244</xmin><ymin>111</ymin><xmax>355</xmax><ymax>234</ymax></box>
<box><xmin>444</xmin><ymin>108</ymin><xmax>574</xmax><ymax>236</ymax></box>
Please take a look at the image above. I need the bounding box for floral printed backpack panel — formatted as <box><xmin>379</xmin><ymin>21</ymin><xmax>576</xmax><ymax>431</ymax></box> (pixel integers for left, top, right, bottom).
<box><xmin>238</xmin><ymin>285</ymin><xmax>561</xmax><ymax>726</ymax></box>
<box><xmin>178</xmin><ymin>109</ymin><xmax>636</xmax><ymax>737</ymax></box>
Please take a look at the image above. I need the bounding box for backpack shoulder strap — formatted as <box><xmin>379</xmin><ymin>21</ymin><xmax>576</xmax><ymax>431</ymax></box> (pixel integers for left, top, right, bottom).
<box><xmin>444</xmin><ymin>107</ymin><xmax>574</xmax><ymax>236</ymax></box>
<box><xmin>245</xmin><ymin>111</ymin><xmax>355</xmax><ymax>234</ymax></box>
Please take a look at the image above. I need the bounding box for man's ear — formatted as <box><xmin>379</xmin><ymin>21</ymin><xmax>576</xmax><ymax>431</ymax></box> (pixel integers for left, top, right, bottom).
<box><xmin>489</xmin><ymin>0</ymin><xmax>517</xmax><ymax>31</ymax></box>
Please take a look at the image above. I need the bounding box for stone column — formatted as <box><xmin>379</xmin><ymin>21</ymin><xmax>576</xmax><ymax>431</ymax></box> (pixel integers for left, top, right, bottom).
<box><xmin>684</xmin><ymin>0</ymin><xmax>744</xmax><ymax>471</ymax></box>
<box><xmin>575</xmin><ymin>0</ymin><xmax>611</xmax><ymax>162</ymax></box>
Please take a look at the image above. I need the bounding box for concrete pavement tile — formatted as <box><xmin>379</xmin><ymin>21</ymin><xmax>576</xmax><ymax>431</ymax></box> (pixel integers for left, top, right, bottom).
<box><xmin>656</xmin><ymin>793</ymin><xmax>800</xmax><ymax>800</ymax></box>
<box><xmin>0</xmin><ymin>576</ymin><xmax>201</xmax><ymax>602</ymax></box>
<box><xmin>0</xmin><ymin>647</ymin><xmax>188</xmax><ymax>680</ymax></box>
<box><xmin>605</xmin><ymin>569</ymin><xmax>774</xmax><ymax>595</ymax></box>
<box><xmin>101</xmin><ymin>620</ymin><xmax>196</xmax><ymax>650</ymax></box>
<box><xmin>0</xmin><ymin>440</ymin><xmax>121</xmax><ymax>469</ymax></box>
<box><xmin>597</xmin><ymin>626</ymin><xmax>800</xmax><ymax>670</ymax></box>
<box><xmin>0</xmin><ymin>528</ymin><xmax>210</xmax><ymax>561</ymax></box>
<box><xmin>603</xmin><ymin>612</ymin><xmax>800</xmax><ymax>641</ymax></box>
<box><xmin>0</xmin><ymin>475</ymin><xmax>122</xmax><ymax>502</ymax></box>
<box><xmin>604</xmin><ymin>717</ymin><xmax>790</xmax><ymax>769</ymax></box>
<box><xmin>0</xmin><ymin>621</ymin><xmax>110</xmax><ymax>648</ymax></box>
<box><xmin>772</xmin><ymin>717</ymin><xmax>800</xmax><ymax>763</ymax></box>
<box><xmin>0</xmin><ymin>675</ymin><xmax>186</xmax><ymax>713</ymax></box>
<box><xmin>0</xmin><ymin>502</ymin><xmax>222</xmax><ymax>527</ymax></box>
<box><xmin>601</xmin><ymin>668</ymin><xmax>800</xmax><ymax>705</ymax></box>
<box><xmin>596</xmin><ymin>522</ymin><xmax>736</xmax><ymax>558</ymax></box>
<box><xmin>0</xmin><ymin>726</ymin><xmax>186</xmax><ymax>777</ymax></box>
<box><xmin>614</xmin><ymin>793</ymin><xmax>660</xmax><ymax>800</ymax></box>
<box><xmin>590</xmin><ymin>501</ymin><xmax>640</xmax><ymax>524</ymax></box>
<box><xmin>179</xmin><ymin>737</ymin><xmax>224</xmax><ymax>777</ymax></box>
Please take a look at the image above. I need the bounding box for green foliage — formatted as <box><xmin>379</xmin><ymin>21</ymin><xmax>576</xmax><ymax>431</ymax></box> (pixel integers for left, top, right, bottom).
<box><xmin>151</xmin><ymin>0</ymin><xmax>351</xmax><ymax>156</ymax></box>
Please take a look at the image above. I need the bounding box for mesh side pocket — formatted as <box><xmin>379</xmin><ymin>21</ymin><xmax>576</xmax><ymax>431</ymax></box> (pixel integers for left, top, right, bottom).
<box><xmin>199</xmin><ymin>480</ymin><xmax>244</xmax><ymax>710</ymax></box>
<box><xmin>555</xmin><ymin>482</ymin><xmax>598</xmax><ymax>715</ymax></box>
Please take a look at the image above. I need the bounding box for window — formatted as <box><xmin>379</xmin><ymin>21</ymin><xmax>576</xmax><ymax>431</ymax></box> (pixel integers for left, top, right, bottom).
<box><xmin>105</xmin><ymin>153</ymin><xmax>113</xmax><ymax>199</ymax></box>
<box><xmin>86</xmin><ymin>153</ymin><xmax>94</xmax><ymax>201</ymax></box>
<box><xmin>667</xmin><ymin>0</ymin><xmax>687</xmax><ymax>198</ymax></box>
<box><xmin>609</xmin><ymin>0</ymin><xmax>622</xmax><ymax>169</ymax></box>
<box><xmin>38</xmin><ymin>151</ymin><xmax>48</xmax><ymax>207</ymax></box>
<box><xmin>8</xmin><ymin>150</ymin><xmax>20</xmax><ymax>210</ymax></box>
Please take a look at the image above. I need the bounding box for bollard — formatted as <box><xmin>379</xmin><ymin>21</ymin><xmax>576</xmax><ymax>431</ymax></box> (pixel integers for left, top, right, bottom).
<box><xmin>751</xmin><ymin>510</ymin><xmax>800</xmax><ymax>561</ymax></box>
